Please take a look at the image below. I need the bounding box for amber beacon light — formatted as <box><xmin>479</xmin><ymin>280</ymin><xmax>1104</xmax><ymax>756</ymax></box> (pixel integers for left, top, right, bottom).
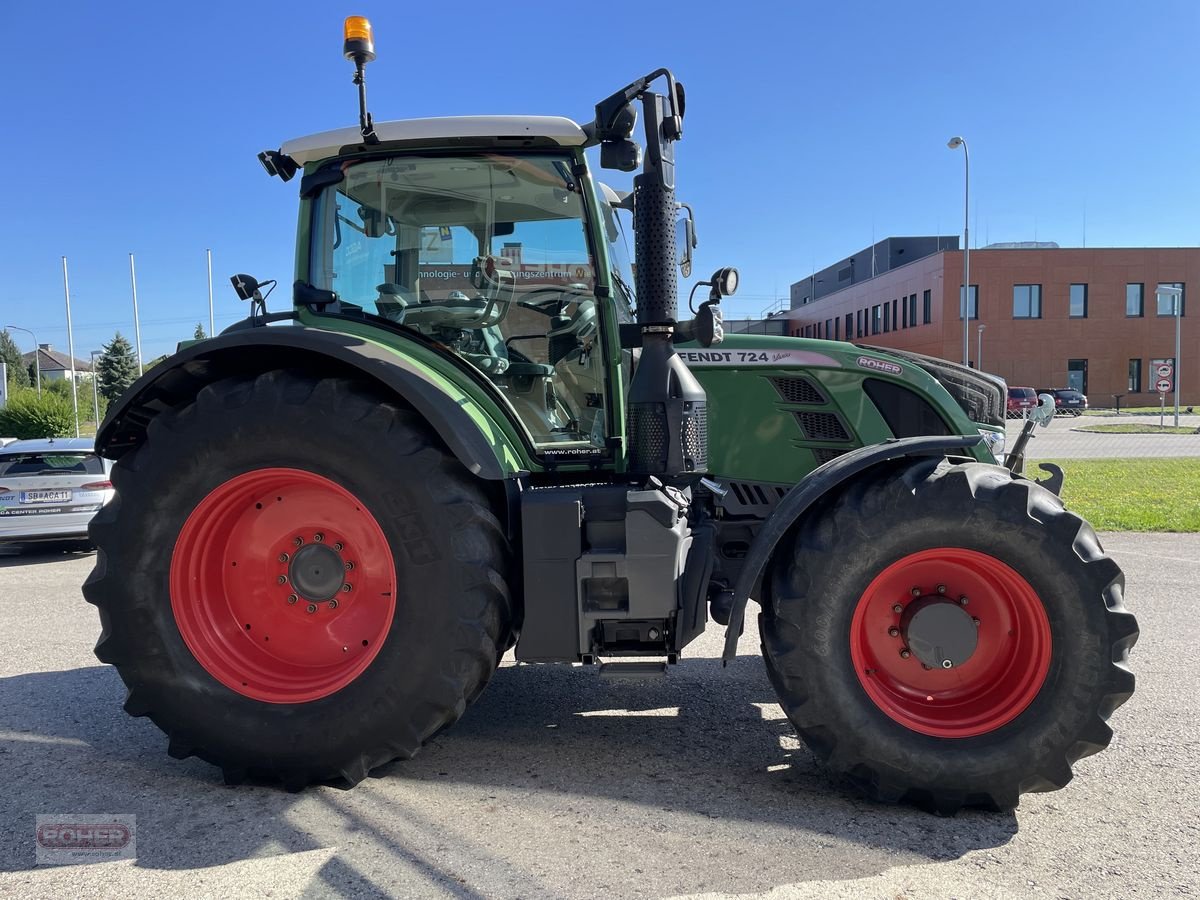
<box><xmin>343</xmin><ymin>16</ymin><xmax>376</xmax><ymax>63</ymax></box>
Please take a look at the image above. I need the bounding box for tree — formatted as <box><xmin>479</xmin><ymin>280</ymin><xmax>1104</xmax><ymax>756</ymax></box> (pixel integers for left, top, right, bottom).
<box><xmin>97</xmin><ymin>332</ymin><xmax>139</xmax><ymax>405</ymax></box>
<box><xmin>194</xmin><ymin>323</ymin><xmax>208</xmax><ymax>340</ymax></box>
<box><xmin>0</xmin><ymin>329</ymin><xmax>31</xmax><ymax>390</ymax></box>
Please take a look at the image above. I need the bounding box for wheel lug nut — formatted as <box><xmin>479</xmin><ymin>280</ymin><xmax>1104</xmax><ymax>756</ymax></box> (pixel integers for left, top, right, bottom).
<box><xmin>278</xmin><ymin>552</ymin><xmax>290</xmax><ymax>563</ymax></box>
<box><xmin>342</xmin><ymin>583</ymin><xmax>352</xmax><ymax>593</ymax></box>
<box><xmin>333</xmin><ymin>542</ymin><xmax>344</xmax><ymax>552</ymax></box>
<box><xmin>959</xmin><ymin>595</ymin><xmax>969</xmax><ymax>606</ymax></box>
<box><xmin>942</xmin><ymin>659</ymin><xmax>954</xmax><ymax>669</ymax></box>
<box><xmin>287</xmin><ymin>594</ymin><xmax>298</xmax><ymax>605</ymax></box>
<box><xmin>293</xmin><ymin>536</ymin><xmax>304</xmax><ymax>547</ymax></box>
<box><xmin>314</xmin><ymin>533</ymin><xmax>325</xmax><ymax>543</ymax></box>
<box><xmin>277</xmin><ymin>575</ymin><xmax>287</xmax><ymax>585</ymax></box>
<box><xmin>911</xmin><ymin>587</ymin><xmax>921</xmax><ymax>597</ymax></box>
<box><xmin>892</xmin><ymin>604</ymin><xmax>903</xmax><ymax>613</ymax></box>
<box><xmin>936</xmin><ymin>584</ymin><xmax>946</xmax><ymax>595</ymax></box>
<box><xmin>328</xmin><ymin>599</ymin><xmax>339</xmax><ymax>610</ymax></box>
<box><xmin>344</xmin><ymin>561</ymin><xmax>354</xmax><ymax>571</ymax></box>
<box><xmin>899</xmin><ymin>648</ymin><xmax>911</xmax><ymax>659</ymax></box>
<box><xmin>306</xmin><ymin>603</ymin><xmax>317</xmax><ymax>614</ymax></box>
<box><xmin>888</xmin><ymin>627</ymin><xmax>900</xmax><ymax>637</ymax></box>
<box><xmin>922</xmin><ymin>664</ymin><xmax>932</xmax><ymax>670</ymax></box>
<box><xmin>973</xmin><ymin>617</ymin><xmax>980</xmax><ymax>626</ymax></box>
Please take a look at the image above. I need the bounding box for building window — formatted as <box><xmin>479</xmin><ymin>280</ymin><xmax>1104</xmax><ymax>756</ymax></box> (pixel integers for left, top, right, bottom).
<box><xmin>1069</xmin><ymin>283</ymin><xmax>1088</xmax><ymax>318</ymax></box>
<box><xmin>901</xmin><ymin>297</ymin><xmax>909</xmax><ymax>328</ymax></box>
<box><xmin>1157</xmin><ymin>283</ymin><xmax>1185</xmax><ymax>317</ymax></box>
<box><xmin>834</xmin><ymin>318</ymin><xmax>840</xmax><ymax>340</ymax></box>
<box><xmin>845</xmin><ymin>313</ymin><xmax>853</xmax><ymax>340</ymax></box>
<box><xmin>1128</xmin><ymin>359</ymin><xmax>1142</xmax><ymax>393</ymax></box>
<box><xmin>892</xmin><ymin>298</ymin><xmax>899</xmax><ymax>330</ymax></box>
<box><xmin>825</xmin><ymin>318</ymin><xmax>833</xmax><ymax>340</ymax></box>
<box><xmin>883</xmin><ymin>303</ymin><xmax>891</xmax><ymax>333</ymax></box>
<box><xmin>959</xmin><ymin>285</ymin><xmax>978</xmax><ymax>319</ymax></box>
<box><xmin>872</xmin><ymin>305</ymin><xmax>882</xmax><ymax>335</ymax></box>
<box><xmin>908</xmin><ymin>294</ymin><xmax>917</xmax><ymax>328</ymax></box>
<box><xmin>922</xmin><ymin>290</ymin><xmax>931</xmax><ymax>324</ymax></box>
<box><xmin>1068</xmin><ymin>359</ymin><xmax>1088</xmax><ymax>394</ymax></box>
<box><xmin>1126</xmin><ymin>283</ymin><xmax>1144</xmax><ymax>317</ymax></box>
<box><xmin>1013</xmin><ymin>284</ymin><xmax>1042</xmax><ymax>319</ymax></box>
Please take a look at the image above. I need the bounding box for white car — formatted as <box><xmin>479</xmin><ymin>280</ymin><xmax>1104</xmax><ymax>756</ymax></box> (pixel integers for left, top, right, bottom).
<box><xmin>0</xmin><ymin>438</ymin><xmax>114</xmax><ymax>546</ymax></box>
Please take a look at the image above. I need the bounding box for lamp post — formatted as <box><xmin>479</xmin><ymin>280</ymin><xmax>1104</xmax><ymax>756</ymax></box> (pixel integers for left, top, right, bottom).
<box><xmin>947</xmin><ymin>136</ymin><xmax>970</xmax><ymax>367</ymax></box>
<box><xmin>977</xmin><ymin>323</ymin><xmax>987</xmax><ymax>372</ymax></box>
<box><xmin>1157</xmin><ymin>285</ymin><xmax>1184</xmax><ymax>426</ymax></box>
<box><xmin>89</xmin><ymin>350</ymin><xmax>101</xmax><ymax>429</ymax></box>
<box><xmin>3</xmin><ymin>324</ymin><xmax>39</xmax><ymax>395</ymax></box>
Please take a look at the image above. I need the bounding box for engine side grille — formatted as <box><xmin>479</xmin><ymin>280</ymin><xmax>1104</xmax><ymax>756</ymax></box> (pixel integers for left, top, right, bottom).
<box><xmin>813</xmin><ymin>448</ymin><xmax>849</xmax><ymax>466</ymax></box>
<box><xmin>795</xmin><ymin>411</ymin><xmax>851</xmax><ymax>442</ymax></box>
<box><xmin>770</xmin><ymin>376</ymin><xmax>826</xmax><ymax>405</ymax></box>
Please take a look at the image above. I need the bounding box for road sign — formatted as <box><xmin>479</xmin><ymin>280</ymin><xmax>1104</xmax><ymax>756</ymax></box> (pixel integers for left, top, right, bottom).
<box><xmin>1151</xmin><ymin>358</ymin><xmax>1175</xmax><ymax>394</ymax></box>
<box><xmin>1157</xmin><ymin>378</ymin><xmax>1174</xmax><ymax>393</ymax></box>
<box><xmin>1156</xmin><ymin>363</ymin><xmax>1173</xmax><ymax>378</ymax></box>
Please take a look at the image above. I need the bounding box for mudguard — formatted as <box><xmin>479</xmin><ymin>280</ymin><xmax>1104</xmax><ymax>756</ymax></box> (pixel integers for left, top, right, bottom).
<box><xmin>95</xmin><ymin>326</ymin><xmax>516</xmax><ymax>480</ymax></box>
<box><xmin>720</xmin><ymin>434</ymin><xmax>982</xmax><ymax>663</ymax></box>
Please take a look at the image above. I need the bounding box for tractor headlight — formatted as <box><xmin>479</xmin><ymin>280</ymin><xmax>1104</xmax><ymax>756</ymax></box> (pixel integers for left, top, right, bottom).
<box><xmin>978</xmin><ymin>428</ymin><xmax>1006</xmax><ymax>461</ymax></box>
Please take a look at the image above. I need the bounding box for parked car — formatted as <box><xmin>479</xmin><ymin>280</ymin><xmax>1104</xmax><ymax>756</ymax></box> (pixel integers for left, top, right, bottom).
<box><xmin>0</xmin><ymin>438</ymin><xmax>17</xmax><ymax>448</ymax></box>
<box><xmin>1006</xmin><ymin>386</ymin><xmax>1038</xmax><ymax>418</ymax></box>
<box><xmin>0</xmin><ymin>438</ymin><xmax>114</xmax><ymax>546</ymax></box>
<box><xmin>1036</xmin><ymin>388</ymin><xmax>1089</xmax><ymax>416</ymax></box>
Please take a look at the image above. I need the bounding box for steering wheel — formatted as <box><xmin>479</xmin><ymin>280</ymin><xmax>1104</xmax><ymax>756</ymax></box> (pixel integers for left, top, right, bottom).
<box><xmin>517</xmin><ymin>286</ymin><xmax>588</xmax><ymax>317</ymax></box>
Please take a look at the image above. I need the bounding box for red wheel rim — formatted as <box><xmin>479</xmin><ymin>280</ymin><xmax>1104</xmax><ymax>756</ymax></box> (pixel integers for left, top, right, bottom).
<box><xmin>170</xmin><ymin>468</ymin><xmax>396</xmax><ymax>703</ymax></box>
<box><xmin>850</xmin><ymin>548</ymin><xmax>1051</xmax><ymax>737</ymax></box>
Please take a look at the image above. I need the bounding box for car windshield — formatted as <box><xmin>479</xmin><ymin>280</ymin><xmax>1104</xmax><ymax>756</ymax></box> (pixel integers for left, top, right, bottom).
<box><xmin>0</xmin><ymin>452</ymin><xmax>104</xmax><ymax>477</ymax></box>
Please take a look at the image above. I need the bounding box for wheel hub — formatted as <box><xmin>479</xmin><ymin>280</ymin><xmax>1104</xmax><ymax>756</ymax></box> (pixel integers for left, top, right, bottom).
<box><xmin>901</xmin><ymin>596</ymin><xmax>978</xmax><ymax>669</ymax></box>
<box><xmin>289</xmin><ymin>543</ymin><xmax>345</xmax><ymax>601</ymax></box>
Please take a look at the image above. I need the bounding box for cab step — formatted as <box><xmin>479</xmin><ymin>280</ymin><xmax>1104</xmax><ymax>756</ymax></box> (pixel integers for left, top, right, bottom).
<box><xmin>597</xmin><ymin>661</ymin><xmax>668</xmax><ymax>680</ymax></box>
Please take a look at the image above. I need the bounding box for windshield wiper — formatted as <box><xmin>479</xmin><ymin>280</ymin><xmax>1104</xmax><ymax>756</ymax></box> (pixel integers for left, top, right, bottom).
<box><xmin>611</xmin><ymin>268</ymin><xmax>636</xmax><ymax>310</ymax></box>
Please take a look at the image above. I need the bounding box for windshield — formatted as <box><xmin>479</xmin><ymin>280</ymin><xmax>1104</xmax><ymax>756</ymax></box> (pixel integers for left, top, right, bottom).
<box><xmin>308</xmin><ymin>153</ymin><xmax>612</xmax><ymax>451</ymax></box>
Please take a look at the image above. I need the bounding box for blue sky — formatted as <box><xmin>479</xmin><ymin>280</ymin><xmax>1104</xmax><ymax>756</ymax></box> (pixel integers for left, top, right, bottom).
<box><xmin>0</xmin><ymin>1</ymin><xmax>1196</xmax><ymax>360</ymax></box>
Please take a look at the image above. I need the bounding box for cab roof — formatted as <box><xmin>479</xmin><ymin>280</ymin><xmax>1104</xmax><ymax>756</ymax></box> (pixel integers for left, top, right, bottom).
<box><xmin>281</xmin><ymin>116</ymin><xmax>589</xmax><ymax>166</ymax></box>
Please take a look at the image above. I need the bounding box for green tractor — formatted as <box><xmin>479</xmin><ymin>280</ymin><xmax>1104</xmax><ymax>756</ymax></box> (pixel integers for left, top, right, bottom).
<box><xmin>84</xmin><ymin>18</ymin><xmax>1136</xmax><ymax>813</ymax></box>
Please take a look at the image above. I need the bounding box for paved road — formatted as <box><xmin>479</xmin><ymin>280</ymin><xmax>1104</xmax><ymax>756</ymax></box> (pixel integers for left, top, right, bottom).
<box><xmin>1006</xmin><ymin>414</ymin><xmax>1200</xmax><ymax>459</ymax></box>
<box><xmin>0</xmin><ymin>535</ymin><xmax>1196</xmax><ymax>899</ymax></box>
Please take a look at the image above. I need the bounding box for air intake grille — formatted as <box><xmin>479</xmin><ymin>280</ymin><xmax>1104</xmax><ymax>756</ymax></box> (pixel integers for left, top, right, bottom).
<box><xmin>683</xmin><ymin>404</ymin><xmax>708</xmax><ymax>468</ymax></box>
<box><xmin>629</xmin><ymin>404</ymin><xmax>668</xmax><ymax>472</ymax></box>
<box><xmin>771</xmin><ymin>377</ymin><xmax>826</xmax><ymax>404</ymax></box>
<box><xmin>795</xmin><ymin>411</ymin><xmax>851</xmax><ymax>442</ymax></box>
<box><xmin>813</xmin><ymin>448</ymin><xmax>848</xmax><ymax>466</ymax></box>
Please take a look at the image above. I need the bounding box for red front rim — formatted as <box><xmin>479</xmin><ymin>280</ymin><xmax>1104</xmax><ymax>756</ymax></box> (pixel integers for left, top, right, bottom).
<box><xmin>170</xmin><ymin>468</ymin><xmax>396</xmax><ymax>703</ymax></box>
<box><xmin>850</xmin><ymin>548</ymin><xmax>1051</xmax><ymax>738</ymax></box>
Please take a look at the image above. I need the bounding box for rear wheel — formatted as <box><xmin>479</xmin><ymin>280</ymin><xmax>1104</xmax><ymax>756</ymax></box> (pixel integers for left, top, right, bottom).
<box><xmin>85</xmin><ymin>371</ymin><xmax>512</xmax><ymax>788</ymax></box>
<box><xmin>761</xmin><ymin>459</ymin><xmax>1137</xmax><ymax>814</ymax></box>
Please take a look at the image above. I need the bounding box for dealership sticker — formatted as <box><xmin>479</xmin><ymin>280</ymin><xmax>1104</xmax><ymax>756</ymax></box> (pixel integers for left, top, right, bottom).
<box><xmin>855</xmin><ymin>355</ymin><xmax>903</xmax><ymax>376</ymax></box>
<box><xmin>36</xmin><ymin>814</ymin><xmax>136</xmax><ymax>865</ymax></box>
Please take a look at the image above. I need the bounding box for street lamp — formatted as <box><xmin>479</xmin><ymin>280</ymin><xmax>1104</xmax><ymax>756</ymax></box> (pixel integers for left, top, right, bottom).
<box><xmin>977</xmin><ymin>323</ymin><xmax>987</xmax><ymax>371</ymax></box>
<box><xmin>3</xmin><ymin>324</ymin><xmax>40</xmax><ymax>395</ymax></box>
<box><xmin>947</xmin><ymin>136</ymin><xmax>970</xmax><ymax>367</ymax></box>
<box><xmin>1157</xmin><ymin>285</ymin><xmax>1184</xmax><ymax>426</ymax></box>
<box><xmin>89</xmin><ymin>350</ymin><xmax>102</xmax><ymax>429</ymax></box>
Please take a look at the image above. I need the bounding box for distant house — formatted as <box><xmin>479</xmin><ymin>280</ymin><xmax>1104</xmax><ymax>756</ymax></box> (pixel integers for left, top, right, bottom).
<box><xmin>21</xmin><ymin>344</ymin><xmax>92</xmax><ymax>382</ymax></box>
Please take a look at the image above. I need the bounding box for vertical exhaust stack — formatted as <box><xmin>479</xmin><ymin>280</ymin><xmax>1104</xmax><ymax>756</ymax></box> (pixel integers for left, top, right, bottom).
<box><xmin>626</xmin><ymin>90</ymin><xmax>707</xmax><ymax>480</ymax></box>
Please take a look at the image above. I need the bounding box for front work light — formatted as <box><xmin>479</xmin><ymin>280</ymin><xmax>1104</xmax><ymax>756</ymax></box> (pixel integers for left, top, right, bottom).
<box><xmin>343</xmin><ymin>16</ymin><xmax>376</xmax><ymax>63</ymax></box>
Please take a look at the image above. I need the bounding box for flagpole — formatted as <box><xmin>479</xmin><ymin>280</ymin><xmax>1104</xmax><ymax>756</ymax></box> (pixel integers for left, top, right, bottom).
<box><xmin>206</xmin><ymin>248</ymin><xmax>215</xmax><ymax>338</ymax></box>
<box><xmin>130</xmin><ymin>252</ymin><xmax>144</xmax><ymax>376</ymax></box>
<box><xmin>62</xmin><ymin>256</ymin><xmax>80</xmax><ymax>437</ymax></box>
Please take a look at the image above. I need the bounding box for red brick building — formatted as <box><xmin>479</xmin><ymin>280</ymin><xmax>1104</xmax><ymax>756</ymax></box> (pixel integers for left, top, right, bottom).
<box><xmin>785</xmin><ymin>240</ymin><xmax>1197</xmax><ymax>406</ymax></box>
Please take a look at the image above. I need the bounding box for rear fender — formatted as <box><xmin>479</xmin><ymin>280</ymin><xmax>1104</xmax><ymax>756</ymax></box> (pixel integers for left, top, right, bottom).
<box><xmin>96</xmin><ymin>326</ymin><xmax>523</xmax><ymax>480</ymax></box>
<box><xmin>720</xmin><ymin>434</ymin><xmax>982</xmax><ymax>663</ymax></box>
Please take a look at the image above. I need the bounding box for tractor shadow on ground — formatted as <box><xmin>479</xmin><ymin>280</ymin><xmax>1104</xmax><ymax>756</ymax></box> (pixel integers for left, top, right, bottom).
<box><xmin>0</xmin><ymin>545</ymin><xmax>93</xmax><ymax>568</ymax></box>
<box><xmin>0</xmin><ymin>660</ymin><xmax>1017</xmax><ymax>892</ymax></box>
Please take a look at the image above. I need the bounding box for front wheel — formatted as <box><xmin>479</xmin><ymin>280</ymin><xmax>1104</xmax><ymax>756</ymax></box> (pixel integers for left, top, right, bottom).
<box><xmin>761</xmin><ymin>459</ymin><xmax>1137</xmax><ymax>814</ymax></box>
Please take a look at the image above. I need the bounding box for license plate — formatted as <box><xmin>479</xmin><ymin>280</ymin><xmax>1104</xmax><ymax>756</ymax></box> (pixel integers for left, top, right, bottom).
<box><xmin>20</xmin><ymin>490</ymin><xmax>72</xmax><ymax>504</ymax></box>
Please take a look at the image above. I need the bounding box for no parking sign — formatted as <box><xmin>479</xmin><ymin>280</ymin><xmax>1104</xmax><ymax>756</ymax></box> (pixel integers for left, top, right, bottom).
<box><xmin>1152</xmin><ymin>358</ymin><xmax>1174</xmax><ymax>393</ymax></box>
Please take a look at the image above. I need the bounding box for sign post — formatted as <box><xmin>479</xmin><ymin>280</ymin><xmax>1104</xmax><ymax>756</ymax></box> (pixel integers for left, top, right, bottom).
<box><xmin>0</xmin><ymin>362</ymin><xmax>7</xmax><ymax>409</ymax></box>
<box><xmin>1152</xmin><ymin>358</ymin><xmax>1175</xmax><ymax>427</ymax></box>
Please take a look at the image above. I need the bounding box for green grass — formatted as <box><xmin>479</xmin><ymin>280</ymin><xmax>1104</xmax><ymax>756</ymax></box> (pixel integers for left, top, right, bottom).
<box><xmin>1074</xmin><ymin>423</ymin><xmax>1199</xmax><ymax>434</ymax></box>
<box><xmin>1030</xmin><ymin>458</ymin><xmax>1200</xmax><ymax>531</ymax></box>
<box><xmin>1083</xmin><ymin>406</ymin><xmax>1196</xmax><ymax>416</ymax></box>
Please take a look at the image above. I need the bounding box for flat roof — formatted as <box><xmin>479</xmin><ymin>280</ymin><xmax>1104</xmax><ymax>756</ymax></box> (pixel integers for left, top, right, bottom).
<box><xmin>281</xmin><ymin>116</ymin><xmax>589</xmax><ymax>165</ymax></box>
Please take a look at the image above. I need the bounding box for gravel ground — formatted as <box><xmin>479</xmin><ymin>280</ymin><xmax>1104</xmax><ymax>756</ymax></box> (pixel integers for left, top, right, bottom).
<box><xmin>0</xmin><ymin>533</ymin><xmax>1196</xmax><ymax>899</ymax></box>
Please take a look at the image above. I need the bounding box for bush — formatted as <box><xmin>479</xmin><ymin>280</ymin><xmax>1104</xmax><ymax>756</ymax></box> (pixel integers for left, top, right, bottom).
<box><xmin>0</xmin><ymin>389</ymin><xmax>76</xmax><ymax>439</ymax></box>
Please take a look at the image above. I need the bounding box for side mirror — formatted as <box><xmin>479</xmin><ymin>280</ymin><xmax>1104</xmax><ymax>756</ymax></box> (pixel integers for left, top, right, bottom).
<box><xmin>676</xmin><ymin>209</ymin><xmax>697</xmax><ymax>278</ymax></box>
<box><xmin>230</xmin><ymin>274</ymin><xmax>260</xmax><ymax>301</ymax></box>
<box><xmin>1030</xmin><ymin>393</ymin><xmax>1056</xmax><ymax>427</ymax></box>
